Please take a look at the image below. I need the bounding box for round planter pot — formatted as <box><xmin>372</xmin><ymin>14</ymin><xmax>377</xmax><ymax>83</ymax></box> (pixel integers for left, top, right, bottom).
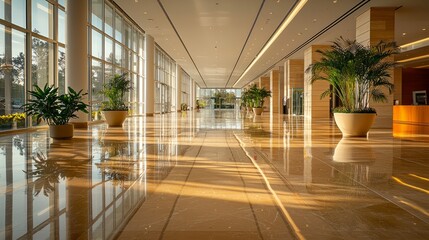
<box><xmin>253</xmin><ymin>107</ymin><xmax>264</xmax><ymax>115</ymax></box>
<box><xmin>334</xmin><ymin>112</ymin><xmax>376</xmax><ymax>137</ymax></box>
<box><xmin>103</xmin><ymin>110</ymin><xmax>128</xmax><ymax>127</ymax></box>
<box><xmin>49</xmin><ymin>124</ymin><xmax>74</xmax><ymax>139</ymax></box>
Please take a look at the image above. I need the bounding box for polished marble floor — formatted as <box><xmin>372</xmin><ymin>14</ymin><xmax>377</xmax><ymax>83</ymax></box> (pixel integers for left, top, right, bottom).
<box><xmin>0</xmin><ymin>109</ymin><xmax>429</xmax><ymax>239</ymax></box>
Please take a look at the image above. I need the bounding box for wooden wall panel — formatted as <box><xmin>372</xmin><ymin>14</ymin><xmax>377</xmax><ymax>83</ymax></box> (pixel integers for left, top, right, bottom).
<box><xmin>270</xmin><ymin>69</ymin><xmax>280</xmax><ymax>113</ymax></box>
<box><xmin>401</xmin><ymin>68</ymin><xmax>429</xmax><ymax>105</ymax></box>
<box><xmin>393</xmin><ymin>67</ymin><xmax>402</xmax><ymax>105</ymax></box>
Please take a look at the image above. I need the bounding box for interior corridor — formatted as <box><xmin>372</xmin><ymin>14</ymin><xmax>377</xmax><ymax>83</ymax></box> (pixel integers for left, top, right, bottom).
<box><xmin>1</xmin><ymin>109</ymin><xmax>429</xmax><ymax>239</ymax></box>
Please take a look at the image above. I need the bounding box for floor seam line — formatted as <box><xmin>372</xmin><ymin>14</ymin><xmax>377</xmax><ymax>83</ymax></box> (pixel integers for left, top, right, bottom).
<box><xmin>158</xmin><ymin>132</ymin><xmax>207</xmax><ymax>240</ymax></box>
<box><xmin>225</xmin><ymin>132</ymin><xmax>265</xmax><ymax>240</ymax></box>
<box><xmin>233</xmin><ymin>132</ymin><xmax>305</xmax><ymax>240</ymax></box>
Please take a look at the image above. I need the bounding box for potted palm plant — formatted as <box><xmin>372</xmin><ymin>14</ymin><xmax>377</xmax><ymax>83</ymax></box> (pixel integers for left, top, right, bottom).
<box><xmin>99</xmin><ymin>73</ymin><xmax>132</xmax><ymax>127</ymax></box>
<box><xmin>307</xmin><ymin>37</ymin><xmax>397</xmax><ymax>137</ymax></box>
<box><xmin>240</xmin><ymin>89</ymin><xmax>252</xmax><ymax>112</ymax></box>
<box><xmin>249</xmin><ymin>84</ymin><xmax>272</xmax><ymax>115</ymax></box>
<box><xmin>23</xmin><ymin>84</ymin><xmax>88</xmax><ymax>139</ymax></box>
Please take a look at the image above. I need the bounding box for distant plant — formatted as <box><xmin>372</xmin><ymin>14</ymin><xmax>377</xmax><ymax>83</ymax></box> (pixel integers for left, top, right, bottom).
<box><xmin>99</xmin><ymin>73</ymin><xmax>132</xmax><ymax>111</ymax></box>
<box><xmin>248</xmin><ymin>84</ymin><xmax>271</xmax><ymax>108</ymax></box>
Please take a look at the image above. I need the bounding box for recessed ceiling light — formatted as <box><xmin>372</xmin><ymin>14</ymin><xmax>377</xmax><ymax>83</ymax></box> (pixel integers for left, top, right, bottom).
<box><xmin>402</xmin><ymin>32</ymin><xmax>407</xmax><ymax>36</ymax></box>
<box><xmin>269</xmin><ymin>12</ymin><xmax>273</xmax><ymax>15</ymax></box>
<box><xmin>292</xmin><ymin>39</ymin><xmax>295</xmax><ymax>42</ymax></box>
<box><xmin>260</xmin><ymin>27</ymin><xmax>264</xmax><ymax>30</ymax></box>
<box><xmin>286</xmin><ymin>44</ymin><xmax>289</xmax><ymax>46</ymax></box>
<box><xmin>298</xmin><ymin>32</ymin><xmax>302</xmax><ymax>35</ymax></box>
<box><xmin>143</xmin><ymin>12</ymin><xmax>147</xmax><ymax>14</ymax></box>
<box><xmin>333</xmin><ymin>0</ymin><xmax>337</xmax><ymax>3</ymax></box>
<box><xmin>423</xmin><ymin>28</ymin><xmax>427</xmax><ymax>31</ymax></box>
<box><xmin>313</xmin><ymin>18</ymin><xmax>317</xmax><ymax>22</ymax></box>
<box><xmin>304</xmin><ymin>27</ymin><xmax>308</xmax><ymax>31</ymax></box>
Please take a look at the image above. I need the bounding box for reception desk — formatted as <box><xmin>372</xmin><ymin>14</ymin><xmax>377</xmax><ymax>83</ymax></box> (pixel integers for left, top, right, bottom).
<box><xmin>393</xmin><ymin>105</ymin><xmax>429</xmax><ymax>136</ymax></box>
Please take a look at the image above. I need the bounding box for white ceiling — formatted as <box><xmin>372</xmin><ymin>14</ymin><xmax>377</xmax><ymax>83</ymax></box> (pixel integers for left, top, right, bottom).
<box><xmin>115</xmin><ymin>0</ymin><xmax>429</xmax><ymax>88</ymax></box>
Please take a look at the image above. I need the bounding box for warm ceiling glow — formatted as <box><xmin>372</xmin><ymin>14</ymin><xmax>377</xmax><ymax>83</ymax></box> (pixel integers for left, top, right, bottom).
<box><xmin>396</xmin><ymin>54</ymin><xmax>429</xmax><ymax>63</ymax></box>
<box><xmin>400</xmin><ymin>37</ymin><xmax>429</xmax><ymax>51</ymax></box>
<box><xmin>233</xmin><ymin>0</ymin><xmax>308</xmax><ymax>87</ymax></box>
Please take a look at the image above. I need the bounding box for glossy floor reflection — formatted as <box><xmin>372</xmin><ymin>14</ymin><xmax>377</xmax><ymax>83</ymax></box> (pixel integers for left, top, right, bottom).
<box><xmin>0</xmin><ymin>109</ymin><xmax>429</xmax><ymax>239</ymax></box>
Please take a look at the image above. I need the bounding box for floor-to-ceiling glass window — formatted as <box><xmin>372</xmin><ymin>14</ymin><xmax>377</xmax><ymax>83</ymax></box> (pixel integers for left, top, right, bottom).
<box><xmin>198</xmin><ymin>89</ymin><xmax>241</xmax><ymax>109</ymax></box>
<box><xmin>181</xmin><ymin>70</ymin><xmax>191</xmax><ymax>109</ymax></box>
<box><xmin>155</xmin><ymin>47</ymin><xmax>175</xmax><ymax>114</ymax></box>
<box><xmin>0</xmin><ymin>0</ymin><xmax>65</xmax><ymax>130</ymax></box>
<box><xmin>89</xmin><ymin>0</ymin><xmax>146</xmax><ymax>119</ymax></box>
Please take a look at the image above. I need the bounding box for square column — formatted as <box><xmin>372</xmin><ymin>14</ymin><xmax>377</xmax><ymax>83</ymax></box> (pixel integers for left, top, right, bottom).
<box><xmin>66</xmin><ymin>0</ymin><xmax>89</xmax><ymax>125</ymax></box>
<box><xmin>145</xmin><ymin>35</ymin><xmax>155</xmax><ymax>116</ymax></box>
<box><xmin>270</xmin><ymin>68</ymin><xmax>282</xmax><ymax>114</ymax></box>
<box><xmin>304</xmin><ymin>45</ymin><xmax>331</xmax><ymax>119</ymax></box>
<box><xmin>356</xmin><ymin>7</ymin><xmax>395</xmax><ymax>128</ymax></box>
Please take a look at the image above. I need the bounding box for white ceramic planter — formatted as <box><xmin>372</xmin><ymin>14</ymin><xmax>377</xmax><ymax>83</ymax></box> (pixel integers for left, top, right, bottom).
<box><xmin>334</xmin><ymin>112</ymin><xmax>376</xmax><ymax>137</ymax></box>
<box><xmin>49</xmin><ymin>124</ymin><xmax>74</xmax><ymax>139</ymax></box>
<box><xmin>103</xmin><ymin>111</ymin><xmax>128</xmax><ymax>127</ymax></box>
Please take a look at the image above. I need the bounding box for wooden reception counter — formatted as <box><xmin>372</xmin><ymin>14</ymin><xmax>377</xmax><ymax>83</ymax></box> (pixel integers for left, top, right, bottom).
<box><xmin>393</xmin><ymin>105</ymin><xmax>429</xmax><ymax>136</ymax></box>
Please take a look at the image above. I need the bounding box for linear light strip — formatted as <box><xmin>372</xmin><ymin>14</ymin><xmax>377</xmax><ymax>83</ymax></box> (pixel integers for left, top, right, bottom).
<box><xmin>233</xmin><ymin>0</ymin><xmax>308</xmax><ymax>87</ymax></box>
<box><xmin>400</xmin><ymin>37</ymin><xmax>429</xmax><ymax>50</ymax></box>
<box><xmin>396</xmin><ymin>54</ymin><xmax>429</xmax><ymax>63</ymax></box>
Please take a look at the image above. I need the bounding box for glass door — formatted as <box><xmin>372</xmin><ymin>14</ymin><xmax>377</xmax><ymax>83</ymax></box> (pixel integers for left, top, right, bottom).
<box><xmin>292</xmin><ymin>88</ymin><xmax>304</xmax><ymax>115</ymax></box>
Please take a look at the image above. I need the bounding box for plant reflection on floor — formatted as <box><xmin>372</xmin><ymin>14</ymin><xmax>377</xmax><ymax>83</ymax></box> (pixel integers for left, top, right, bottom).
<box><xmin>24</xmin><ymin>152</ymin><xmax>88</xmax><ymax>196</ymax></box>
<box><xmin>95</xmin><ymin>138</ymin><xmax>140</xmax><ymax>189</ymax></box>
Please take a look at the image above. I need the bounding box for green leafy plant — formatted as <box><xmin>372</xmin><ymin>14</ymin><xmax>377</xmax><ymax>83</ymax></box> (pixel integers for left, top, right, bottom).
<box><xmin>23</xmin><ymin>84</ymin><xmax>88</xmax><ymax>125</ymax></box>
<box><xmin>100</xmin><ymin>73</ymin><xmax>132</xmax><ymax>111</ymax></box>
<box><xmin>24</xmin><ymin>151</ymin><xmax>87</xmax><ymax>196</ymax></box>
<box><xmin>240</xmin><ymin>89</ymin><xmax>253</xmax><ymax>108</ymax></box>
<box><xmin>248</xmin><ymin>84</ymin><xmax>272</xmax><ymax>108</ymax></box>
<box><xmin>307</xmin><ymin>37</ymin><xmax>397</xmax><ymax>113</ymax></box>
<box><xmin>181</xmin><ymin>103</ymin><xmax>188</xmax><ymax>111</ymax></box>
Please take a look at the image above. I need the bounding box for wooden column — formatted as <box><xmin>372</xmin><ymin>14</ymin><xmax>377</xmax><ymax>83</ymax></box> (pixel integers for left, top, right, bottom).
<box><xmin>270</xmin><ymin>69</ymin><xmax>281</xmax><ymax>114</ymax></box>
<box><xmin>304</xmin><ymin>45</ymin><xmax>331</xmax><ymax>119</ymax></box>
<box><xmin>356</xmin><ymin>7</ymin><xmax>395</xmax><ymax>128</ymax></box>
